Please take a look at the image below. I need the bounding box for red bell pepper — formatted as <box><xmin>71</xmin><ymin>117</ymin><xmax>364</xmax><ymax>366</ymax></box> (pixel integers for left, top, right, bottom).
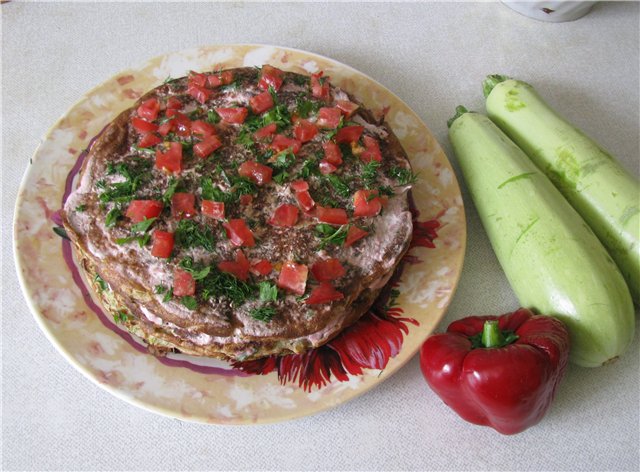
<box><xmin>419</xmin><ymin>308</ymin><xmax>570</xmax><ymax>435</ymax></box>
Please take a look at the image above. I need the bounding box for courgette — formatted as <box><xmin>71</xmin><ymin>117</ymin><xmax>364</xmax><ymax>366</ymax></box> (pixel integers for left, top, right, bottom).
<box><xmin>484</xmin><ymin>75</ymin><xmax>640</xmax><ymax>304</ymax></box>
<box><xmin>448</xmin><ymin>108</ymin><xmax>635</xmax><ymax>367</ymax></box>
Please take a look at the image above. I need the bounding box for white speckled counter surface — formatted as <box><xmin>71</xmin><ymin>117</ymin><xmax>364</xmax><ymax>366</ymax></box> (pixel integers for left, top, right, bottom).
<box><xmin>2</xmin><ymin>2</ymin><xmax>638</xmax><ymax>471</ymax></box>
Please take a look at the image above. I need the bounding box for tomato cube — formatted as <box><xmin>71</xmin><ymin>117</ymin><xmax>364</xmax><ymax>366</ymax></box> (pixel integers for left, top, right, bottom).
<box><xmin>131</xmin><ymin>117</ymin><xmax>158</xmax><ymax>134</ymax></box>
<box><xmin>311</xmin><ymin>258</ymin><xmax>346</xmax><ymax>282</ymax></box>
<box><xmin>215</xmin><ymin>107</ymin><xmax>248</xmax><ymax>124</ymax></box>
<box><xmin>137</xmin><ymin>98</ymin><xmax>160</xmax><ymax>121</ymax></box>
<box><xmin>223</xmin><ymin>219</ymin><xmax>255</xmax><ymax>247</ymax></box>
<box><xmin>171</xmin><ymin>193</ymin><xmax>196</xmax><ymax>219</ymax></box>
<box><xmin>254</xmin><ymin>122</ymin><xmax>277</xmax><ymax>140</ymax></box>
<box><xmin>319</xmin><ymin>160</ymin><xmax>337</xmax><ymax>175</ymax></box>
<box><xmin>173</xmin><ymin>268</ymin><xmax>195</xmax><ymax>297</ymax></box>
<box><xmin>322</xmin><ymin>141</ymin><xmax>343</xmax><ymax>166</ymax></box>
<box><xmin>311</xmin><ymin>72</ymin><xmax>330</xmax><ymax>99</ymax></box>
<box><xmin>201</xmin><ymin>200</ymin><xmax>225</xmax><ymax>220</ymax></box>
<box><xmin>344</xmin><ymin>226</ymin><xmax>369</xmax><ymax>247</ymax></box>
<box><xmin>336</xmin><ymin>125</ymin><xmax>364</xmax><ymax>144</ymax></box>
<box><xmin>277</xmin><ymin>261</ymin><xmax>308</xmax><ymax>295</ymax></box>
<box><xmin>138</xmin><ymin>132</ymin><xmax>162</xmax><ymax>148</ymax></box>
<box><xmin>353</xmin><ymin>189</ymin><xmax>382</xmax><ymax>217</ymax></box>
<box><xmin>250</xmin><ymin>259</ymin><xmax>273</xmax><ymax>276</ymax></box>
<box><xmin>336</xmin><ymin>100</ymin><xmax>359</xmax><ymax>118</ymax></box>
<box><xmin>238</xmin><ymin>161</ymin><xmax>273</xmax><ymax>185</ymax></box>
<box><xmin>271</xmin><ymin>134</ymin><xmax>302</xmax><ymax>154</ymax></box>
<box><xmin>191</xmin><ymin>120</ymin><xmax>216</xmax><ymax>138</ymax></box>
<box><xmin>193</xmin><ymin>135</ymin><xmax>222</xmax><ymax>159</ymax></box>
<box><xmin>316</xmin><ymin>107</ymin><xmax>342</xmax><ymax>128</ymax></box>
<box><xmin>293</xmin><ymin>120</ymin><xmax>318</xmax><ymax>143</ymax></box>
<box><xmin>316</xmin><ymin>206</ymin><xmax>348</xmax><ymax>225</ymax></box>
<box><xmin>360</xmin><ymin>135</ymin><xmax>382</xmax><ymax>163</ymax></box>
<box><xmin>151</xmin><ymin>231</ymin><xmax>174</xmax><ymax>258</ymax></box>
<box><xmin>218</xmin><ymin>250</ymin><xmax>250</xmax><ymax>281</ymax></box>
<box><xmin>125</xmin><ymin>200</ymin><xmax>163</xmax><ymax>223</ymax></box>
<box><xmin>305</xmin><ymin>282</ymin><xmax>344</xmax><ymax>305</ymax></box>
<box><xmin>250</xmin><ymin>91</ymin><xmax>274</xmax><ymax>114</ymax></box>
<box><xmin>258</xmin><ymin>65</ymin><xmax>284</xmax><ymax>92</ymax></box>
<box><xmin>155</xmin><ymin>142</ymin><xmax>183</xmax><ymax>174</ymax></box>
<box><xmin>269</xmin><ymin>204</ymin><xmax>299</xmax><ymax>227</ymax></box>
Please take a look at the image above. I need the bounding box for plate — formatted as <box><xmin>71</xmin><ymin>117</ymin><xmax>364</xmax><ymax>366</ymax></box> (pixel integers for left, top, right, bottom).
<box><xmin>14</xmin><ymin>45</ymin><xmax>465</xmax><ymax>424</ymax></box>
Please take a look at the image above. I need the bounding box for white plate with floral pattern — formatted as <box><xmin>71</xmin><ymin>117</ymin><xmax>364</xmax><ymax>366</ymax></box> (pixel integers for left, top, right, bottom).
<box><xmin>14</xmin><ymin>45</ymin><xmax>465</xmax><ymax>424</ymax></box>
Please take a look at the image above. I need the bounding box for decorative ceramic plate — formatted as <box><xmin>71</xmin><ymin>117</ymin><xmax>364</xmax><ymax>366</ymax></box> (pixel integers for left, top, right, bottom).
<box><xmin>14</xmin><ymin>45</ymin><xmax>465</xmax><ymax>424</ymax></box>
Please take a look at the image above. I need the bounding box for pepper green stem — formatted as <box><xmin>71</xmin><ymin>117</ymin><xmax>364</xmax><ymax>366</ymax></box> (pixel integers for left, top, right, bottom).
<box><xmin>482</xmin><ymin>74</ymin><xmax>511</xmax><ymax>98</ymax></box>
<box><xmin>482</xmin><ymin>320</ymin><xmax>505</xmax><ymax>348</ymax></box>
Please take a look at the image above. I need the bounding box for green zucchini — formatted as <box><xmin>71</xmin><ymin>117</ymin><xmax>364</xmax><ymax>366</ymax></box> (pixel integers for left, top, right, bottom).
<box><xmin>484</xmin><ymin>75</ymin><xmax>640</xmax><ymax>304</ymax></box>
<box><xmin>448</xmin><ymin>108</ymin><xmax>635</xmax><ymax>367</ymax></box>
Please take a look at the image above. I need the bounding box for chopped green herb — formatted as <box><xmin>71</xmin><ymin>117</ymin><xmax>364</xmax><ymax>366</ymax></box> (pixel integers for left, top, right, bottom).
<box><xmin>315</xmin><ymin>224</ymin><xmax>349</xmax><ymax>249</ymax></box>
<box><xmin>273</xmin><ymin>171</ymin><xmax>290</xmax><ymax>185</ymax></box>
<box><xmin>250</xmin><ymin>306</ymin><xmax>277</xmax><ymax>322</ymax></box>
<box><xmin>53</xmin><ymin>226</ymin><xmax>69</xmax><ymax>240</ymax></box>
<box><xmin>162</xmin><ymin>177</ymin><xmax>181</xmax><ymax>204</ymax></box>
<box><xmin>178</xmin><ymin>257</ymin><xmax>211</xmax><ymax>280</ymax></box>
<box><xmin>154</xmin><ymin>284</ymin><xmax>167</xmax><ymax>294</ymax></box>
<box><xmin>272</xmin><ymin>150</ymin><xmax>296</xmax><ymax>170</ymax></box>
<box><xmin>181</xmin><ymin>296</ymin><xmax>198</xmax><ymax>310</ymax></box>
<box><xmin>377</xmin><ymin>185</ymin><xmax>395</xmax><ymax>197</ymax></box>
<box><xmin>298</xmin><ymin>159</ymin><xmax>319</xmax><ymax>179</ymax></box>
<box><xmin>324</xmin><ymin>174</ymin><xmax>351</xmax><ymax>198</ymax></box>
<box><xmin>206</xmin><ymin>109</ymin><xmax>221</xmax><ymax>124</ymax></box>
<box><xmin>174</xmin><ymin>220</ymin><xmax>216</xmax><ymax>251</ymax></box>
<box><xmin>258</xmin><ymin>281</ymin><xmax>279</xmax><ymax>302</ymax></box>
<box><xmin>113</xmin><ymin>311</ymin><xmax>129</xmax><ymax>324</ymax></box>
<box><xmin>130</xmin><ymin>217</ymin><xmax>157</xmax><ymax>234</ymax></box>
<box><xmin>75</xmin><ymin>204</ymin><xmax>87</xmax><ymax>212</ymax></box>
<box><xmin>231</xmin><ymin>175</ymin><xmax>257</xmax><ymax>196</ymax></box>
<box><xmin>201</xmin><ymin>177</ymin><xmax>230</xmax><ymax>203</ymax></box>
<box><xmin>296</xmin><ymin>97</ymin><xmax>319</xmax><ymax>118</ymax></box>
<box><xmin>200</xmin><ymin>270</ymin><xmax>256</xmax><ymax>306</ymax></box>
<box><xmin>362</xmin><ymin>161</ymin><xmax>381</xmax><ymax>188</ymax></box>
<box><xmin>318</xmin><ymin>195</ymin><xmax>339</xmax><ymax>208</ymax></box>
<box><xmin>94</xmin><ymin>274</ymin><xmax>108</xmax><ymax>292</ymax></box>
<box><xmin>389</xmin><ymin>166</ymin><xmax>419</xmax><ymax>185</ymax></box>
<box><xmin>105</xmin><ymin>207</ymin><xmax>123</xmax><ymax>228</ymax></box>
<box><xmin>98</xmin><ymin>159</ymin><xmax>151</xmax><ymax>204</ymax></box>
<box><xmin>162</xmin><ymin>288</ymin><xmax>174</xmax><ymax>303</ymax></box>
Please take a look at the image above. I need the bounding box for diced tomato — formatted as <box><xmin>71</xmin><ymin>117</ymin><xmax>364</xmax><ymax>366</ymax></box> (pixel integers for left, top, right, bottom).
<box><xmin>290</xmin><ymin>180</ymin><xmax>309</xmax><ymax>193</ymax></box>
<box><xmin>277</xmin><ymin>261</ymin><xmax>308</xmax><ymax>295</ymax></box>
<box><xmin>151</xmin><ymin>231</ymin><xmax>174</xmax><ymax>258</ymax></box>
<box><xmin>201</xmin><ymin>200</ymin><xmax>225</xmax><ymax>219</ymax></box>
<box><xmin>137</xmin><ymin>98</ymin><xmax>160</xmax><ymax>121</ymax></box>
<box><xmin>305</xmin><ymin>282</ymin><xmax>344</xmax><ymax>305</ymax></box>
<box><xmin>173</xmin><ymin>268</ymin><xmax>195</xmax><ymax>297</ymax></box>
<box><xmin>258</xmin><ymin>65</ymin><xmax>284</xmax><ymax>92</ymax></box>
<box><xmin>171</xmin><ymin>112</ymin><xmax>192</xmax><ymax>137</ymax></box>
<box><xmin>187</xmin><ymin>84</ymin><xmax>211</xmax><ymax>104</ymax></box>
<box><xmin>319</xmin><ymin>160</ymin><xmax>337</xmax><ymax>175</ymax></box>
<box><xmin>269</xmin><ymin>204</ymin><xmax>299</xmax><ymax>227</ymax></box>
<box><xmin>311</xmin><ymin>258</ymin><xmax>346</xmax><ymax>282</ymax></box>
<box><xmin>188</xmin><ymin>71</ymin><xmax>207</xmax><ymax>88</ymax></box>
<box><xmin>218</xmin><ymin>250</ymin><xmax>250</xmax><ymax>281</ymax></box>
<box><xmin>360</xmin><ymin>135</ymin><xmax>382</xmax><ymax>163</ymax></box>
<box><xmin>193</xmin><ymin>135</ymin><xmax>222</xmax><ymax>158</ymax></box>
<box><xmin>250</xmin><ymin>259</ymin><xmax>273</xmax><ymax>276</ymax></box>
<box><xmin>131</xmin><ymin>117</ymin><xmax>158</xmax><ymax>134</ymax></box>
<box><xmin>271</xmin><ymin>134</ymin><xmax>302</xmax><ymax>154</ymax></box>
<box><xmin>353</xmin><ymin>189</ymin><xmax>382</xmax><ymax>217</ymax></box>
<box><xmin>207</xmin><ymin>70</ymin><xmax>234</xmax><ymax>87</ymax></box>
<box><xmin>316</xmin><ymin>206</ymin><xmax>348</xmax><ymax>225</ymax></box>
<box><xmin>295</xmin><ymin>190</ymin><xmax>315</xmax><ymax>212</ymax></box>
<box><xmin>215</xmin><ymin>107</ymin><xmax>248</xmax><ymax>124</ymax></box>
<box><xmin>239</xmin><ymin>194</ymin><xmax>253</xmax><ymax>205</ymax></box>
<box><xmin>155</xmin><ymin>142</ymin><xmax>183</xmax><ymax>173</ymax></box>
<box><xmin>336</xmin><ymin>100</ymin><xmax>359</xmax><ymax>118</ymax></box>
<box><xmin>344</xmin><ymin>226</ymin><xmax>369</xmax><ymax>247</ymax></box>
<box><xmin>166</xmin><ymin>97</ymin><xmax>183</xmax><ymax>110</ymax></box>
<box><xmin>125</xmin><ymin>200</ymin><xmax>163</xmax><ymax>223</ymax></box>
<box><xmin>223</xmin><ymin>219</ymin><xmax>255</xmax><ymax>247</ymax></box>
<box><xmin>254</xmin><ymin>122</ymin><xmax>277</xmax><ymax>140</ymax></box>
<box><xmin>316</xmin><ymin>107</ymin><xmax>342</xmax><ymax>128</ymax></box>
<box><xmin>157</xmin><ymin>120</ymin><xmax>173</xmax><ymax>137</ymax></box>
<box><xmin>336</xmin><ymin>125</ymin><xmax>364</xmax><ymax>144</ymax></box>
<box><xmin>138</xmin><ymin>132</ymin><xmax>162</xmax><ymax>148</ymax></box>
<box><xmin>311</xmin><ymin>72</ymin><xmax>330</xmax><ymax>99</ymax></box>
<box><xmin>293</xmin><ymin>120</ymin><xmax>318</xmax><ymax>143</ymax></box>
<box><xmin>250</xmin><ymin>91</ymin><xmax>274</xmax><ymax>114</ymax></box>
<box><xmin>171</xmin><ymin>193</ymin><xmax>196</xmax><ymax>219</ymax></box>
<box><xmin>322</xmin><ymin>141</ymin><xmax>343</xmax><ymax>166</ymax></box>
<box><xmin>238</xmin><ymin>161</ymin><xmax>273</xmax><ymax>185</ymax></box>
<box><xmin>191</xmin><ymin>120</ymin><xmax>216</xmax><ymax>138</ymax></box>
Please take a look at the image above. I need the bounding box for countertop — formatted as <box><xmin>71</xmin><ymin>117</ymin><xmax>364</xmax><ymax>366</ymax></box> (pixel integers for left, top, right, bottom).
<box><xmin>2</xmin><ymin>2</ymin><xmax>638</xmax><ymax>471</ymax></box>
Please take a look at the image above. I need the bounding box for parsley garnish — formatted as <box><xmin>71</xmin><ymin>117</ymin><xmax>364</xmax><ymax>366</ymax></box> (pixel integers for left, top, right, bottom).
<box><xmin>181</xmin><ymin>296</ymin><xmax>198</xmax><ymax>310</ymax></box>
<box><xmin>315</xmin><ymin>224</ymin><xmax>349</xmax><ymax>249</ymax></box>
<box><xmin>273</xmin><ymin>171</ymin><xmax>290</xmax><ymax>185</ymax></box>
<box><xmin>98</xmin><ymin>159</ymin><xmax>151</xmax><ymax>204</ymax></box>
<box><xmin>258</xmin><ymin>281</ymin><xmax>279</xmax><ymax>302</ymax></box>
<box><xmin>296</xmin><ymin>96</ymin><xmax>319</xmax><ymax>118</ymax></box>
<box><xmin>362</xmin><ymin>161</ymin><xmax>381</xmax><ymax>189</ymax></box>
<box><xmin>115</xmin><ymin>217</ymin><xmax>157</xmax><ymax>247</ymax></box>
<box><xmin>178</xmin><ymin>257</ymin><xmax>212</xmax><ymax>280</ymax></box>
<box><xmin>162</xmin><ymin>288</ymin><xmax>174</xmax><ymax>303</ymax></box>
<box><xmin>298</xmin><ymin>159</ymin><xmax>319</xmax><ymax>179</ymax></box>
<box><xmin>162</xmin><ymin>177</ymin><xmax>182</xmax><ymax>204</ymax></box>
<box><xmin>250</xmin><ymin>306</ymin><xmax>277</xmax><ymax>322</ymax></box>
<box><xmin>154</xmin><ymin>284</ymin><xmax>167</xmax><ymax>294</ymax></box>
<box><xmin>272</xmin><ymin>150</ymin><xmax>295</xmax><ymax>170</ymax></box>
<box><xmin>113</xmin><ymin>311</ymin><xmax>129</xmax><ymax>324</ymax></box>
<box><xmin>206</xmin><ymin>109</ymin><xmax>221</xmax><ymax>124</ymax></box>
<box><xmin>105</xmin><ymin>207</ymin><xmax>123</xmax><ymax>228</ymax></box>
<box><xmin>200</xmin><ymin>270</ymin><xmax>255</xmax><ymax>306</ymax></box>
<box><xmin>53</xmin><ymin>226</ymin><xmax>69</xmax><ymax>240</ymax></box>
<box><xmin>389</xmin><ymin>166</ymin><xmax>419</xmax><ymax>185</ymax></box>
<box><xmin>94</xmin><ymin>274</ymin><xmax>108</xmax><ymax>292</ymax></box>
<box><xmin>324</xmin><ymin>174</ymin><xmax>351</xmax><ymax>198</ymax></box>
<box><xmin>202</xmin><ymin>177</ymin><xmax>233</xmax><ymax>203</ymax></box>
<box><xmin>174</xmin><ymin>220</ymin><xmax>216</xmax><ymax>251</ymax></box>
